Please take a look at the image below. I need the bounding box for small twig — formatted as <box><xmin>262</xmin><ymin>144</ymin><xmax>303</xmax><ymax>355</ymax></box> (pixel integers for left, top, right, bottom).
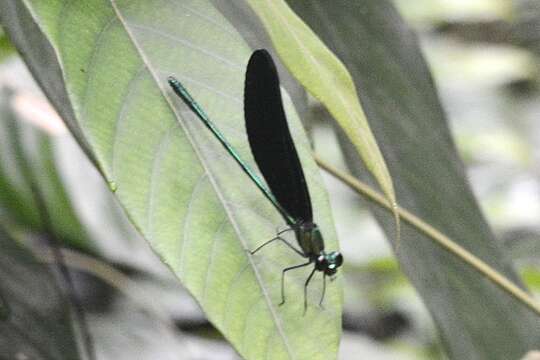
<box><xmin>315</xmin><ymin>155</ymin><xmax>540</xmax><ymax>316</ymax></box>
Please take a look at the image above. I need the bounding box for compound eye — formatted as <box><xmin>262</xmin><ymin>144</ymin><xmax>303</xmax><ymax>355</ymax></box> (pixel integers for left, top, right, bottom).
<box><xmin>335</xmin><ymin>253</ymin><xmax>343</xmax><ymax>267</ymax></box>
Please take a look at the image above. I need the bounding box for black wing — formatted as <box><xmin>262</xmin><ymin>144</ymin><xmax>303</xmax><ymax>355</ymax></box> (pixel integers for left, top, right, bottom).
<box><xmin>244</xmin><ymin>49</ymin><xmax>312</xmax><ymax>223</ymax></box>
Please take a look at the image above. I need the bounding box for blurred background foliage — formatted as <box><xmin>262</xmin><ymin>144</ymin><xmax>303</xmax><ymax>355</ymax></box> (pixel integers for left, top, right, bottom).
<box><xmin>337</xmin><ymin>0</ymin><xmax>540</xmax><ymax>357</ymax></box>
<box><xmin>0</xmin><ymin>0</ymin><xmax>539</xmax><ymax>359</ymax></box>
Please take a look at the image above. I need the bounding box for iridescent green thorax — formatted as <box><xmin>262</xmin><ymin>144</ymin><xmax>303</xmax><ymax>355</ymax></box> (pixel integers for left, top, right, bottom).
<box><xmin>295</xmin><ymin>221</ymin><xmax>325</xmax><ymax>256</ymax></box>
<box><xmin>294</xmin><ymin>222</ymin><xmax>343</xmax><ymax>276</ymax></box>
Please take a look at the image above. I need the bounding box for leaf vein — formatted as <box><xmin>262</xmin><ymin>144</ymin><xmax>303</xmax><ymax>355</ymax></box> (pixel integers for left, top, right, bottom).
<box><xmin>128</xmin><ymin>23</ymin><xmax>243</xmax><ymax>69</ymax></box>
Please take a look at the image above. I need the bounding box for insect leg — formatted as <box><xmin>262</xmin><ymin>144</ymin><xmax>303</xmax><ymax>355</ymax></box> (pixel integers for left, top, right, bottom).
<box><xmin>250</xmin><ymin>237</ymin><xmax>279</xmax><ymax>254</ymax></box>
<box><xmin>277</xmin><ymin>227</ymin><xmax>294</xmax><ymax>236</ymax></box>
<box><xmin>319</xmin><ymin>274</ymin><xmax>327</xmax><ymax>309</ymax></box>
<box><xmin>279</xmin><ymin>260</ymin><xmax>312</xmax><ymax>306</ymax></box>
<box><xmin>303</xmin><ymin>267</ymin><xmax>317</xmax><ymax>315</ymax></box>
<box><xmin>251</xmin><ymin>236</ymin><xmax>305</xmax><ymax>257</ymax></box>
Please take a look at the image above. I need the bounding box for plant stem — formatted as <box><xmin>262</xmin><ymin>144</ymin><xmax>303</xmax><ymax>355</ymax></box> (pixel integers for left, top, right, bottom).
<box><xmin>315</xmin><ymin>155</ymin><xmax>540</xmax><ymax>316</ymax></box>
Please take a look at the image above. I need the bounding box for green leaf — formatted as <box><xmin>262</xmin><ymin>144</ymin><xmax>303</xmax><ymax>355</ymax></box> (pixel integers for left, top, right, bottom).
<box><xmin>0</xmin><ymin>226</ymin><xmax>81</xmax><ymax>359</ymax></box>
<box><xmin>0</xmin><ymin>1</ymin><xmax>343</xmax><ymax>358</ymax></box>
<box><xmin>288</xmin><ymin>1</ymin><xmax>540</xmax><ymax>358</ymax></box>
<box><xmin>0</xmin><ymin>26</ymin><xmax>16</xmax><ymax>61</ymax></box>
<box><xmin>245</xmin><ymin>0</ymin><xmax>397</xmax><ymax>217</ymax></box>
<box><xmin>0</xmin><ymin>88</ymin><xmax>92</xmax><ymax>251</ymax></box>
